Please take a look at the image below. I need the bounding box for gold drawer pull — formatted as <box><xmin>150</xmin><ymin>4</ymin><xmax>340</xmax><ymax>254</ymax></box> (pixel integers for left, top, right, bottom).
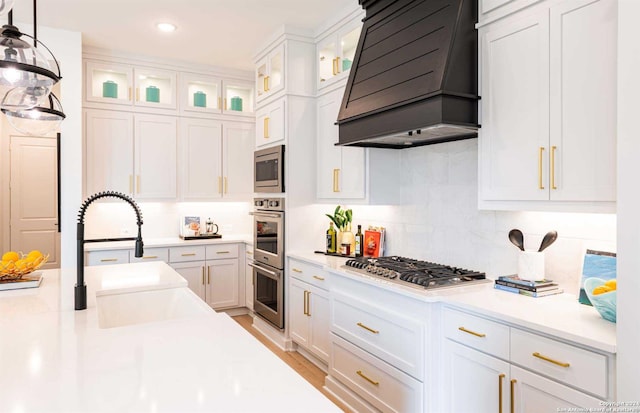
<box><xmin>510</xmin><ymin>379</ymin><xmax>517</xmax><ymax>413</ymax></box>
<box><xmin>550</xmin><ymin>145</ymin><xmax>557</xmax><ymax>190</ymax></box>
<box><xmin>216</xmin><ymin>251</ymin><xmax>230</xmax><ymax>254</ymax></box>
<box><xmin>356</xmin><ymin>370</ymin><xmax>379</xmax><ymax>386</ymax></box>
<box><xmin>292</xmin><ymin>268</ymin><xmax>303</xmax><ymax>273</ymax></box>
<box><xmin>532</xmin><ymin>352</ymin><xmax>570</xmax><ymax>368</ymax></box>
<box><xmin>100</xmin><ymin>258</ymin><xmax>118</xmax><ymax>262</ymax></box>
<box><xmin>181</xmin><ymin>253</ymin><xmax>197</xmax><ymax>257</ymax></box>
<box><xmin>458</xmin><ymin>326</ymin><xmax>486</xmax><ymax>338</ymax></box>
<box><xmin>357</xmin><ymin>322</ymin><xmax>379</xmax><ymax>334</ymax></box>
<box><xmin>142</xmin><ymin>255</ymin><xmax>158</xmax><ymax>259</ymax></box>
<box><xmin>498</xmin><ymin>373</ymin><xmax>505</xmax><ymax>413</ymax></box>
<box><xmin>312</xmin><ymin>275</ymin><xmax>325</xmax><ymax>281</ymax></box>
<box><xmin>538</xmin><ymin>147</ymin><xmax>545</xmax><ymax>189</ymax></box>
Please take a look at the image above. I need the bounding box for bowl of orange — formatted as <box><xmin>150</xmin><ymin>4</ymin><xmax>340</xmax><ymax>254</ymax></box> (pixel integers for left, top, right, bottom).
<box><xmin>0</xmin><ymin>250</ymin><xmax>48</xmax><ymax>281</ymax></box>
<box><xmin>584</xmin><ymin>277</ymin><xmax>617</xmax><ymax>323</ymax></box>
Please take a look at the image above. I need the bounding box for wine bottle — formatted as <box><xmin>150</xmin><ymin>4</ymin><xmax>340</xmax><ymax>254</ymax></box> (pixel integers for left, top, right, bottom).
<box><xmin>326</xmin><ymin>222</ymin><xmax>336</xmax><ymax>253</ymax></box>
<box><xmin>355</xmin><ymin>224</ymin><xmax>364</xmax><ymax>257</ymax></box>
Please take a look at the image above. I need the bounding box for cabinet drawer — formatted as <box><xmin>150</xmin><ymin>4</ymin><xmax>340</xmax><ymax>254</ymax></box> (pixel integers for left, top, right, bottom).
<box><xmin>332</xmin><ymin>290</ymin><xmax>424</xmax><ymax>380</ymax></box>
<box><xmin>289</xmin><ymin>259</ymin><xmax>329</xmax><ymax>290</ymax></box>
<box><xmin>510</xmin><ymin>328</ymin><xmax>608</xmax><ymax>398</ymax></box>
<box><xmin>330</xmin><ymin>334</ymin><xmax>423</xmax><ymax>413</ymax></box>
<box><xmin>205</xmin><ymin>244</ymin><xmax>239</xmax><ymax>259</ymax></box>
<box><xmin>443</xmin><ymin>307</ymin><xmax>510</xmax><ymax>360</ymax></box>
<box><xmin>86</xmin><ymin>250</ymin><xmax>130</xmax><ymax>266</ymax></box>
<box><xmin>169</xmin><ymin>245</ymin><xmax>206</xmax><ymax>263</ymax></box>
<box><xmin>129</xmin><ymin>247</ymin><xmax>169</xmax><ymax>263</ymax></box>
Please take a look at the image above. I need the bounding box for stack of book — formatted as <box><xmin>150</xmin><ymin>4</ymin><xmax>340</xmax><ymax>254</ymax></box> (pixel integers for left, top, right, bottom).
<box><xmin>494</xmin><ymin>274</ymin><xmax>563</xmax><ymax>297</ymax></box>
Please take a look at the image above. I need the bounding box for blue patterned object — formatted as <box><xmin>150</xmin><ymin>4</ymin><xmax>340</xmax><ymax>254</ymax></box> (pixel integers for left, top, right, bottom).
<box><xmin>579</xmin><ymin>250</ymin><xmax>616</xmax><ymax>305</ymax></box>
<box><xmin>584</xmin><ymin>277</ymin><xmax>617</xmax><ymax>323</ymax></box>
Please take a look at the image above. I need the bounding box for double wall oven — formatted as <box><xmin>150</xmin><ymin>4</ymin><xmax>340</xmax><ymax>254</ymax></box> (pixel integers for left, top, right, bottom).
<box><xmin>250</xmin><ymin>197</ymin><xmax>285</xmax><ymax>330</ymax></box>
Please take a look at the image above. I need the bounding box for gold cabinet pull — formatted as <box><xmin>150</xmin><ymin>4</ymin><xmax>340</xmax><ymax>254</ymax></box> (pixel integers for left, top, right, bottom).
<box><xmin>129</xmin><ymin>175</ymin><xmax>133</xmax><ymax>193</ymax></box>
<box><xmin>332</xmin><ymin>58</ymin><xmax>338</xmax><ymax>76</ymax></box>
<box><xmin>303</xmin><ymin>290</ymin><xmax>309</xmax><ymax>316</ymax></box>
<box><xmin>356</xmin><ymin>370</ymin><xmax>379</xmax><ymax>386</ymax></box>
<box><xmin>207</xmin><ymin>267</ymin><xmax>210</xmax><ymax>284</ymax></box>
<box><xmin>292</xmin><ymin>268</ymin><xmax>303</xmax><ymax>273</ymax></box>
<box><xmin>550</xmin><ymin>146</ymin><xmax>557</xmax><ymax>190</ymax></box>
<box><xmin>142</xmin><ymin>255</ymin><xmax>158</xmax><ymax>259</ymax></box>
<box><xmin>136</xmin><ymin>175</ymin><xmax>140</xmax><ymax>194</ymax></box>
<box><xmin>458</xmin><ymin>326</ymin><xmax>486</xmax><ymax>338</ymax></box>
<box><xmin>510</xmin><ymin>379</ymin><xmax>517</xmax><ymax>413</ymax></box>
<box><xmin>498</xmin><ymin>373</ymin><xmax>505</xmax><ymax>413</ymax></box>
<box><xmin>336</xmin><ymin>56</ymin><xmax>341</xmax><ymax>74</ymax></box>
<box><xmin>264</xmin><ymin>117</ymin><xmax>270</xmax><ymax>139</ymax></box>
<box><xmin>333</xmin><ymin>169</ymin><xmax>340</xmax><ymax>192</ymax></box>
<box><xmin>181</xmin><ymin>253</ymin><xmax>197</xmax><ymax>257</ymax></box>
<box><xmin>128</xmin><ymin>87</ymin><xmax>132</xmax><ymax>100</ymax></box>
<box><xmin>135</xmin><ymin>87</ymin><xmax>140</xmax><ymax>102</ymax></box>
<box><xmin>224</xmin><ymin>177</ymin><xmax>228</xmax><ymax>194</ymax></box>
<box><xmin>201</xmin><ymin>267</ymin><xmax>205</xmax><ymax>285</ymax></box>
<box><xmin>532</xmin><ymin>352</ymin><xmax>570</xmax><ymax>368</ymax></box>
<box><xmin>216</xmin><ymin>251</ymin><xmax>230</xmax><ymax>254</ymax></box>
<box><xmin>224</xmin><ymin>98</ymin><xmax>227</xmax><ymax>111</ymax></box>
<box><xmin>357</xmin><ymin>322</ymin><xmax>379</xmax><ymax>334</ymax></box>
<box><xmin>264</xmin><ymin>76</ymin><xmax>269</xmax><ymax>92</ymax></box>
<box><xmin>538</xmin><ymin>147</ymin><xmax>545</xmax><ymax>189</ymax></box>
<box><xmin>218</xmin><ymin>96</ymin><xmax>222</xmax><ymax>109</ymax></box>
<box><xmin>306</xmin><ymin>291</ymin><xmax>311</xmax><ymax>317</ymax></box>
<box><xmin>100</xmin><ymin>258</ymin><xmax>118</xmax><ymax>262</ymax></box>
<box><xmin>218</xmin><ymin>176</ymin><xmax>222</xmax><ymax>194</ymax></box>
<box><xmin>313</xmin><ymin>275</ymin><xmax>325</xmax><ymax>281</ymax></box>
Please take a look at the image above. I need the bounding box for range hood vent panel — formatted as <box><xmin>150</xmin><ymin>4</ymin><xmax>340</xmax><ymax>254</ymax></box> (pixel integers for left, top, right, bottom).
<box><xmin>337</xmin><ymin>0</ymin><xmax>479</xmax><ymax>148</ymax></box>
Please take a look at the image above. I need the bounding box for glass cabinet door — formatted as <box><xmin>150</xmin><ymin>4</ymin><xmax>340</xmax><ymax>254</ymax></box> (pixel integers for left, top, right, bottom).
<box><xmin>269</xmin><ymin>48</ymin><xmax>283</xmax><ymax>93</ymax></box>
<box><xmin>134</xmin><ymin>68</ymin><xmax>177</xmax><ymax>109</ymax></box>
<box><xmin>256</xmin><ymin>59</ymin><xmax>268</xmax><ymax>99</ymax></box>
<box><xmin>318</xmin><ymin>39</ymin><xmax>337</xmax><ymax>85</ymax></box>
<box><xmin>85</xmin><ymin>61</ymin><xmax>133</xmax><ymax>105</ymax></box>
<box><xmin>317</xmin><ymin>20</ymin><xmax>362</xmax><ymax>90</ymax></box>
<box><xmin>181</xmin><ymin>73</ymin><xmax>222</xmax><ymax>114</ymax></box>
<box><xmin>223</xmin><ymin>80</ymin><xmax>254</xmax><ymax>115</ymax></box>
<box><xmin>338</xmin><ymin>25</ymin><xmax>361</xmax><ymax>75</ymax></box>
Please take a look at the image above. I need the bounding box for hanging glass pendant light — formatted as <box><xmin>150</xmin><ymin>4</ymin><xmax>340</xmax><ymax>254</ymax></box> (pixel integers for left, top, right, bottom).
<box><xmin>2</xmin><ymin>91</ymin><xmax>64</xmax><ymax>135</ymax></box>
<box><xmin>0</xmin><ymin>4</ymin><xmax>62</xmax><ymax>111</ymax></box>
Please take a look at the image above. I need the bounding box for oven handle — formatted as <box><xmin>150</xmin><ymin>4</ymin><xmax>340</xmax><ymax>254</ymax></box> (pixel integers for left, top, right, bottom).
<box><xmin>253</xmin><ymin>212</ymin><xmax>283</xmax><ymax>219</ymax></box>
<box><xmin>249</xmin><ymin>262</ymin><xmax>279</xmax><ymax>277</ymax></box>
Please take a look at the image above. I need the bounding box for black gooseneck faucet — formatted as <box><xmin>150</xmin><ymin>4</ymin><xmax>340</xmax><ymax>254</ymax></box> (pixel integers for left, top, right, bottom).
<box><xmin>76</xmin><ymin>191</ymin><xmax>144</xmax><ymax>310</ymax></box>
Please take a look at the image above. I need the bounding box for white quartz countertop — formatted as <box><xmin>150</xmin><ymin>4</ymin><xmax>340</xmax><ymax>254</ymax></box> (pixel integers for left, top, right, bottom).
<box><xmin>84</xmin><ymin>235</ymin><xmax>252</xmax><ymax>251</ymax></box>
<box><xmin>0</xmin><ymin>262</ymin><xmax>340</xmax><ymax>413</ymax></box>
<box><xmin>288</xmin><ymin>251</ymin><xmax>617</xmax><ymax>354</ymax></box>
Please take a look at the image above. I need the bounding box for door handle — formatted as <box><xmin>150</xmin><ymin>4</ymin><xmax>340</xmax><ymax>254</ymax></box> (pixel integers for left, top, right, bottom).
<box><xmin>538</xmin><ymin>147</ymin><xmax>545</xmax><ymax>190</ymax></box>
<box><xmin>510</xmin><ymin>379</ymin><xmax>517</xmax><ymax>413</ymax></box>
<box><xmin>264</xmin><ymin>117</ymin><xmax>270</xmax><ymax>139</ymax></box>
<box><xmin>498</xmin><ymin>373</ymin><xmax>505</xmax><ymax>413</ymax></box>
<box><xmin>207</xmin><ymin>267</ymin><xmax>210</xmax><ymax>284</ymax></box>
<box><xmin>551</xmin><ymin>146</ymin><xmax>557</xmax><ymax>190</ymax></box>
<box><xmin>135</xmin><ymin>87</ymin><xmax>140</xmax><ymax>102</ymax></box>
<box><xmin>136</xmin><ymin>175</ymin><xmax>140</xmax><ymax>194</ymax></box>
<box><xmin>224</xmin><ymin>177</ymin><xmax>228</xmax><ymax>194</ymax></box>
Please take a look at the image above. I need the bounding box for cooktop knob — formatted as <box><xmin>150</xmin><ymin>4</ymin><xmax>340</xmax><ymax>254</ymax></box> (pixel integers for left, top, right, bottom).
<box><xmin>269</xmin><ymin>200</ymin><xmax>279</xmax><ymax>207</ymax></box>
<box><xmin>255</xmin><ymin>200</ymin><xmax>263</xmax><ymax>207</ymax></box>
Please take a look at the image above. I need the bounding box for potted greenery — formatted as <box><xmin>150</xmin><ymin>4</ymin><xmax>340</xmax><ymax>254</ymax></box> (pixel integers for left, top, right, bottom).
<box><xmin>326</xmin><ymin>206</ymin><xmax>355</xmax><ymax>255</ymax></box>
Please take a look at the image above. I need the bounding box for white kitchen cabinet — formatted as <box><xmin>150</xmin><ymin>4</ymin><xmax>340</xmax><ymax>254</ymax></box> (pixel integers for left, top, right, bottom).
<box><xmin>256</xmin><ymin>44</ymin><xmax>284</xmax><ymax>103</ymax></box>
<box><xmin>289</xmin><ymin>259</ymin><xmax>331</xmax><ymax>363</ymax></box>
<box><xmin>205</xmin><ymin>258</ymin><xmax>239</xmax><ymax>309</ymax></box>
<box><xmin>171</xmin><ymin>260</ymin><xmax>206</xmax><ymax>301</ymax></box>
<box><xmin>441</xmin><ymin>306</ymin><xmax>613</xmax><ymax>412</ymax></box>
<box><xmin>85</xmin><ymin>61</ymin><xmax>177</xmax><ymax>110</ymax></box>
<box><xmin>85</xmin><ymin>110</ymin><xmax>177</xmax><ymax>200</ymax></box>
<box><xmin>317</xmin><ymin>17</ymin><xmax>361</xmax><ymax>89</ymax></box>
<box><xmin>317</xmin><ymin>87</ymin><xmax>365</xmax><ymax>199</ymax></box>
<box><xmin>129</xmin><ymin>247</ymin><xmax>169</xmax><ymax>263</ymax></box>
<box><xmin>180</xmin><ymin>118</ymin><xmax>253</xmax><ymax>201</ymax></box>
<box><xmin>180</xmin><ymin>73</ymin><xmax>254</xmax><ymax>117</ymax></box>
<box><xmin>478</xmin><ymin>0</ymin><xmax>616</xmax><ymax>211</ymax></box>
<box><xmin>255</xmin><ymin>98</ymin><xmax>285</xmax><ymax>148</ymax></box>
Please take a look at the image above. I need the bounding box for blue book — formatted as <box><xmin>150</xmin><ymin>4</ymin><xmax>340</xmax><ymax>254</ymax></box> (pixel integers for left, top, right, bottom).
<box><xmin>494</xmin><ymin>283</ymin><xmax>563</xmax><ymax>298</ymax></box>
<box><xmin>497</xmin><ymin>274</ymin><xmax>554</xmax><ymax>288</ymax></box>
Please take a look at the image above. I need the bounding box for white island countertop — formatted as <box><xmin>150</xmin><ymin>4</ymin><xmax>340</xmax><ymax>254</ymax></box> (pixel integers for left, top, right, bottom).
<box><xmin>288</xmin><ymin>251</ymin><xmax>617</xmax><ymax>354</ymax></box>
<box><xmin>0</xmin><ymin>262</ymin><xmax>340</xmax><ymax>413</ymax></box>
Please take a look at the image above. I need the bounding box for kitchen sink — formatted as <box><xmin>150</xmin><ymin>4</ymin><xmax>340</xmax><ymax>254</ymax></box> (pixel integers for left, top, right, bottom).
<box><xmin>96</xmin><ymin>287</ymin><xmax>212</xmax><ymax>329</ymax></box>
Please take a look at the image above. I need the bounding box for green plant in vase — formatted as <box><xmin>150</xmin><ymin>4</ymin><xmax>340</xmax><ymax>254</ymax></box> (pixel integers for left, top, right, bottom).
<box><xmin>326</xmin><ymin>206</ymin><xmax>355</xmax><ymax>255</ymax></box>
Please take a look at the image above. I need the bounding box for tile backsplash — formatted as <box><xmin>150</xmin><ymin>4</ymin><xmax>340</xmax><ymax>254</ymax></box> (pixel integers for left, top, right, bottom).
<box><xmin>302</xmin><ymin>140</ymin><xmax>616</xmax><ymax>294</ymax></box>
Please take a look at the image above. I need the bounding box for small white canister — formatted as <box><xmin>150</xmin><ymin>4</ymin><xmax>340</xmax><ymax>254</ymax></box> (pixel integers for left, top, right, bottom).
<box><xmin>518</xmin><ymin>250</ymin><xmax>546</xmax><ymax>281</ymax></box>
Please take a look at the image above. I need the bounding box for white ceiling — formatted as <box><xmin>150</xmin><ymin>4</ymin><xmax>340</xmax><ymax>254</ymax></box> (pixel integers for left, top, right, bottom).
<box><xmin>10</xmin><ymin>0</ymin><xmax>356</xmax><ymax>71</ymax></box>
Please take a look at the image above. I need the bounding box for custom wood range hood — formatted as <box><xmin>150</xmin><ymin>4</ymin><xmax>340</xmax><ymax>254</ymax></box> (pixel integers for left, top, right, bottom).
<box><xmin>337</xmin><ymin>0</ymin><xmax>479</xmax><ymax>149</ymax></box>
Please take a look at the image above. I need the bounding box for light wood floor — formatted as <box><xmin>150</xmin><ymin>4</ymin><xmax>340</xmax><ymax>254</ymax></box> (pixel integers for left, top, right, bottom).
<box><xmin>231</xmin><ymin>314</ymin><xmax>352</xmax><ymax>413</ymax></box>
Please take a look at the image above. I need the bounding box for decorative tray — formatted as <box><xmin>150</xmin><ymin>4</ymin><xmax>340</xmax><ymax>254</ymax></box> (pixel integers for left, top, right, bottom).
<box><xmin>180</xmin><ymin>234</ymin><xmax>222</xmax><ymax>240</ymax></box>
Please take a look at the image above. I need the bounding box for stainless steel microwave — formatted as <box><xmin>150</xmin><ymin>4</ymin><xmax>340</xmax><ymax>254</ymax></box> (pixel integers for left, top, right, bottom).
<box><xmin>254</xmin><ymin>145</ymin><xmax>284</xmax><ymax>193</ymax></box>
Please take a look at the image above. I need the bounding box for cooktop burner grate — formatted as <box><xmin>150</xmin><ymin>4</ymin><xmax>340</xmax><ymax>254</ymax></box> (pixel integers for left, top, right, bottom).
<box><xmin>344</xmin><ymin>256</ymin><xmax>486</xmax><ymax>289</ymax></box>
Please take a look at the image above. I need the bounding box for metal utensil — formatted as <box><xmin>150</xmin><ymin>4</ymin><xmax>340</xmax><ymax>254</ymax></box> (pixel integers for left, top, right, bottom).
<box><xmin>538</xmin><ymin>231</ymin><xmax>558</xmax><ymax>252</ymax></box>
<box><xmin>508</xmin><ymin>229</ymin><xmax>525</xmax><ymax>251</ymax></box>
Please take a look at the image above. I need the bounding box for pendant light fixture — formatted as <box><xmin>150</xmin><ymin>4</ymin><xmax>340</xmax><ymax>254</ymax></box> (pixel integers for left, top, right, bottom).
<box><xmin>0</xmin><ymin>0</ymin><xmax>64</xmax><ymax>135</ymax></box>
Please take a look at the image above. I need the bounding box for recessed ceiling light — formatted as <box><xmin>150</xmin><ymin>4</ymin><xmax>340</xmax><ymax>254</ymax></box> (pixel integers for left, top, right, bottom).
<box><xmin>157</xmin><ymin>22</ymin><xmax>176</xmax><ymax>33</ymax></box>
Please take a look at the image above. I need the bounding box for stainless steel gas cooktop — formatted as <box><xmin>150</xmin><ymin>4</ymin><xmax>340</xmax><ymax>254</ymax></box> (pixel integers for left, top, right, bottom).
<box><xmin>343</xmin><ymin>256</ymin><xmax>489</xmax><ymax>290</ymax></box>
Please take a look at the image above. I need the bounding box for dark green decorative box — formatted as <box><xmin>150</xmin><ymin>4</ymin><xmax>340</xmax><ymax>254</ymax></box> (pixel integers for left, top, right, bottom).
<box><xmin>146</xmin><ymin>86</ymin><xmax>160</xmax><ymax>103</ymax></box>
<box><xmin>102</xmin><ymin>80</ymin><xmax>118</xmax><ymax>98</ymax></box>
<box><xmin>194</xmin><ymin>91</ymin><xmax>207</xmax><ymax>107</ymax></box>
<box><xmin>230</xmin><ymin>96</ymin><xmax>243</xmax><ymax>111</ymax></box>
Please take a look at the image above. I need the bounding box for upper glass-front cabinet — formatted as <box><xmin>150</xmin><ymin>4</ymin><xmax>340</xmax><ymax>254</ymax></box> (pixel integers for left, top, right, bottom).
<box><xmin>180</xmin><ymin>73</ymin><xmax>254</xmax><ymax>116</ymax></box>
<box><xmin>256</xmin><ymin>44</ymin><xmax>285</xmax><ymax>102</ymax></box>
<box><xmin>85</xmin><ymin>61</ymin><xmax>177</xmax><ymax>109</ymax></box>
<box><xmin>318</xmin><ymin>21</ymin><xmax>362</xmax><ymax>89</ymax></box>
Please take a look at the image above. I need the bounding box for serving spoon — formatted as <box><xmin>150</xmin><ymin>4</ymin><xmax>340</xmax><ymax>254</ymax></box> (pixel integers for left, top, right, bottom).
<box><xmin>508</xmin><ymin>229</ymin><xmax>525</xmax><ymax>251</ymax></box>
<box><xmin>538</xmin><ymin>230</ymin><xmax>558</xmax><ymax>252</ymax></box>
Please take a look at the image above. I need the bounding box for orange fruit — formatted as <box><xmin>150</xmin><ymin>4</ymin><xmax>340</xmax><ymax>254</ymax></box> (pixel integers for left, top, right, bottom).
<box><xmin>26</xmin><ymin>250</ymin><xmax>43</xmax><ymax>262</ymax></box>
<box><xmin>2</xmin><ymin>251</ymin><xmax>20</xmax><ymax>262</ymax></box>
<box><xmin>592</xmin><ymin>285</ymin><xmax>613</xmax><ymax>295</ymax></box>
<box><xmin>604</xmin><ymin>279</ymin><xmax>617</xmax><ymax>290</ymax></box>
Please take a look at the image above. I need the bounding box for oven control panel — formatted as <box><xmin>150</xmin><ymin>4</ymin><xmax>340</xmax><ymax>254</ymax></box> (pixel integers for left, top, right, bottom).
<box><xmin>254</xmin><ymin>197</ymin><xmax>285</xmax><ymax>211</ymax></box>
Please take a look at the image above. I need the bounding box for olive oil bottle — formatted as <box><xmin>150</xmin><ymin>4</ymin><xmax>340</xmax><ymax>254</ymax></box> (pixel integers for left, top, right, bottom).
<box><xmin>326</xmin><ymin>222</ymin><xmax>337</xmax><ymax>253</ymax></box>
<box><xmin>355</xmin><ymin>224</ymin><xmax>364</xmax><ymax>257</ymax></box>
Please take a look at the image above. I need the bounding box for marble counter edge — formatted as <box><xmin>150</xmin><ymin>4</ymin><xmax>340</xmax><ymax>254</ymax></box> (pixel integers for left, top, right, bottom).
<box><xmin>287</xmin><ymin>251</ymin><xmax>617</xmax><ymax>354</ymax></box>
